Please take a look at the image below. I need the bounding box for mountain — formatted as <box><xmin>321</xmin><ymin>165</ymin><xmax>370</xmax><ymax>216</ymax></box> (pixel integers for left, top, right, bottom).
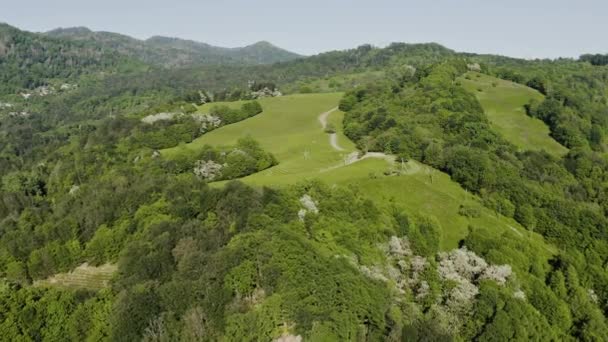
<box><xmin>46</xmin><ymin>27</ymin><xmax>302</xmax><ymax>67</ymax></box>
<box><xmin>0</xmin><ymin>23</ymin><xmax>144</xmax><ymax>93</ymax></box>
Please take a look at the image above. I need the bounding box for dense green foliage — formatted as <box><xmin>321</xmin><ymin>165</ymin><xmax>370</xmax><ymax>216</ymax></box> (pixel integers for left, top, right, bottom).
<box><xmin>2</xmin><ymin>21</ymin><xmax>608</xmax><ymax>341</ymax></box>
<box><xmin>342</xmin><ymin>59</ymin><xmax>608</xmax><ymax>339</ymax></box>
<box><xmin>46</xmin><ymin>27</ymin><xmax>303</xmax><ymax>67</ymax></box>
<box><xmin>0</xmin><ymin>23</ymin><xmax>145</xmax><ymax>94</ymax></box>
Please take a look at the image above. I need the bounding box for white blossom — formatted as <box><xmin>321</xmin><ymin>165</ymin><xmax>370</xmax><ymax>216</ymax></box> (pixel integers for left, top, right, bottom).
<box><xmin>193</xmin><ymin>160</ymin><xmax>223</xmax><ymax>181</ymax></box>
<box><xmin>389</xmin><ymin>236</ymin><xmax>412</xmax><ymax>256</ymax></box>
<box><xmin>297</xmin><ymin>209</ymin><xmax>307</xmax><ymax>222</ymax></box>
<box><xmin>141</xmin><ymin>112</ymin><xmax>180</xmax><ymax>124</ymax></box>
<box><xmin>360</xmin><ymin>265</ymin><xmax>388</xmax><ymax>282</ymax></box>
<box><xmin>467</xmin><ymin>63</ymin><xmax>482</xmax><ymax>72</ymax></box>
<box><xmin>411</xmin><ymin>256</ymin><xmax>428</xmax><ymax>274</ymax></box>
<box><xmin>588</xmin><ymin>289</ymin><xmax>599</xmax><ymax>304</ymax></box>
<box><xmin>480</xmin><ymin>265</ymin><xmax>512</xmax><ymax>285</ymax></box>
<box><xmin>274</xmin><ymin>335</ymin><xmax>302</xmax><ymax>342</ymax></box>
<box><xmin>437</xmin><ymin>247</ymin><xmax>488</xmax><ymax>284</ymax></box>
<box><xmin>299</xmin><ymin>194</ymin><xmax>318</xmax><ymax>214</ymax></box>
<box><xmin>69</xmin><ymin>185</ymin><xmax>80</xmax><ymax>195</ymax></box>
<box><xmin>446</xmin><ymin>281</ymin><xmax>479</xmax><ymax>309</ymax></box>
<box><xmin>8</xmin><ymin>111</ymin><xmax>30</xmax><ymax>118</ymax></box>
<box><xmin>250</xmin><ymin>87</ymin><xmax>283</xmax><ymax>99</ymax></box>
<box><xmin>416</xmin><ymin>281</ymin><xmax>430</xmax><ymax>299</ymax></box>
<box><xmin>513</xmin><ymin>290</ymin><xmax>526</xmax><ymax>301</ymax></box>
<box><xmin>438</xmin><ymin>247</ymin><xmax>512</xmax><ymax>286</ymax></box>
<box><xmin>192</xmin><ymin>113</ymin><xmax>222</xmax><ymax>133</ymax></box>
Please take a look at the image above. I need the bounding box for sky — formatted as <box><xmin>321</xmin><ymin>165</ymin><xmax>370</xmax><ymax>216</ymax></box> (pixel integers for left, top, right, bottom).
<box><xmin>1</xmin><ymin>0</ymin><xmax>606</xmax><ymax>59</ymax></box>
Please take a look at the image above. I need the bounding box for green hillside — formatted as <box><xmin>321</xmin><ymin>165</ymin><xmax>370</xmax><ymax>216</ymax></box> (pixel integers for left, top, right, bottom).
<box><xmin>0</xmin><ymin>23</ymin><xmax>145</xmax><ymax>94</ymax></box>
<box><xmin>459</xmin><ymin>71</ymin><xmax>568</xmax><ymax>156</ymax></box>
<box><xmin>47</xmin><ymin>27</ymin><xmax>302</xmax><ymax>67</ymax></box>
<box><xmin>3</xmin><ymin>21</ymin><xmax>608</xmax><ymax>340</ymax></box>
<box><xmin>164</xmin><ymin>93</ymin><xmax>552</xmax><ymax>251</ymax></box>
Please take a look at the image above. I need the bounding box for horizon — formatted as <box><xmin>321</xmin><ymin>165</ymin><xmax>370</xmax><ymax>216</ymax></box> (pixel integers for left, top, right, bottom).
<box><xmin>2</xmin><ymin>21</ymin><xmax>601</xmax><ymax>62</ymax></box>
<box><xmin>1</xmin><ymin>0</ymin><xmax>606</xmax><ymax>60</ymax></box>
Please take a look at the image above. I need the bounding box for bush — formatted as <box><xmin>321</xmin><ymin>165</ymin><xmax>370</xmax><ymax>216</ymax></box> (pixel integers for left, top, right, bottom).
<box><xmin>458</xmin><ymin>204</ymin><xmax>481</xmax><ymax>218</ymax></box>
<box><xmin>240</xmin><ymin>101</ymin><xmax>263</xmax><ymax>117</ymax></box>
<box><xmin>324</xmin><ymin>123</ymin><xmax>336</xmax><ymax>133</ymax></box>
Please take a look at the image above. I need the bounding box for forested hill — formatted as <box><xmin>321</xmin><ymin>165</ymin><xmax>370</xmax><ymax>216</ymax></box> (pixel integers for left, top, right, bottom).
<box><xmin>4</xmin><ymin>19</ymin><xmax>608</xmax><ymax>340</ymax></box>
<box><xmin>0</xmin><ymin>23</ymin><xmax>146</xmax><ymax>94</ymax></box>
<box><xmin>45</xmin><ymin>27</ymin><xmax>303</xmax><ymax>67</ymax></box>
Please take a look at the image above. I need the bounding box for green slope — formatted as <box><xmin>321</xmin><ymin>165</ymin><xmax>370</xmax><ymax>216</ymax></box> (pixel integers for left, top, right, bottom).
<box><xmin>163</xmin><ymin>93</ymin><xmax>356</xmax><ymax>184</ymax></box>
<box><xmin>163</xmin><ymin>93</ymin><xmax>554</xmax><ymax>252</ymax></box>
<box><xmin>459</xmin><ymin>71</ymin><xmax>568</xmax><ymax>157</ymax></box>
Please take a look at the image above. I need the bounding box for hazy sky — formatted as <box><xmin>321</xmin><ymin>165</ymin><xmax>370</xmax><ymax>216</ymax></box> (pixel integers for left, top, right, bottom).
<box><xmin>2</xmin><ymin>0</ymin><xmax>606</xmax><ymax>58</ymax></box>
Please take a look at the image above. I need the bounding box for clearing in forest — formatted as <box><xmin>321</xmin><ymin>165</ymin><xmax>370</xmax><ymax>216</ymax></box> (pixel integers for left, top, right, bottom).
<box><xmin>459</xmin><ymin>71</ymin><xmax>568</xmax><ymax>157</ymax></box>
<box><xmin>34</xmin><ymin>263</ymin><xmax>117</xmax><ymax>290</ymax></box>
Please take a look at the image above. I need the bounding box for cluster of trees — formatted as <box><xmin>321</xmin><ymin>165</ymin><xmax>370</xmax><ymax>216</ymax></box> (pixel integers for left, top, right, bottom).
<box><xmin>127</xmin><ymin>100</ymin><xmax>263</xmax><ymax>150</ymax></box>
<box><xmin>580</xmin><ymin>53</ymin><xmax>608</xmax><ymax>66</ymax></box>
<box><xmin>341</xmin><ymin>59</ymin><xmax>608</xmax><ymax>339</ymax></box>
<box><xmin>190</xmin><ymin>137</ymin><xmax>277</xmax><ymax>181</ymax></box>
<box><xmin>208</xmin><ymin>101</ymin><xmax>263</xmax><ymax>124</ymax></box>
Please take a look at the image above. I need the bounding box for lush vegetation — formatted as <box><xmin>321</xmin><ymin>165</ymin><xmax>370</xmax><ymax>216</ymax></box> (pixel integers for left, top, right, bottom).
<box><xmin>458</xmin><ymin>71</ymin><xmax>568</xmax><ymax>157</ymax></box>
<box><xmin>341</xmin><ymin>59</ymin><xmax>608</xmax><ymax>340</ymax></box>
<box><xmin>0</xmin><ymin>23</ymin><xmax>146</xmax><ymax>94</ymax></box>
<box><xmin>1</xmin><ymin>22</ymin><xmax>608</xmax><ymax>341</ymax></box>
<box><xmin>46</xmin><ymin>27</ymin><xmax>302</xmax><ymax>68</ymax></box>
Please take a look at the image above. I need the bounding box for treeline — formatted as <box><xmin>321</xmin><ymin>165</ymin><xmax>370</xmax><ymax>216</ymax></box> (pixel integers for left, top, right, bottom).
<box><xmin>129</xmin><ymin>100</ymin><xmax>263</xmax><ymax>150</ymax></box>
<box><xmin>580</xmin><ymin>53</ymin><xmax>608</xmax><ymax>66</ymax></box>
<box><xmin>341</xmin><ymin>59</ymin><xmax>608</xmax><ymax>339</ymax></box>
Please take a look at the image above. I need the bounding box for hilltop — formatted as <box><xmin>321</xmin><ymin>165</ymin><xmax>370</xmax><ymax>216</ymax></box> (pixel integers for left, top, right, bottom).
<box><xmin>46</xmin><ymin>26</ymin><xmax>302</xmax><ymax>67</ymax></box>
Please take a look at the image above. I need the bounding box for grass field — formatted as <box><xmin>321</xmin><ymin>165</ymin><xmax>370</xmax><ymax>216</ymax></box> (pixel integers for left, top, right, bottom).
<box><xmin>34</xmin><ymin>263</ymin><xmax>116</xmax><ymax>290</ymax></box>
<box><xmin>162</xmin><ymin>93</ymin><xmax>554</xmax><ymax>252</ymax></box>
<box><xmin>163</xmin><ymin>93</ymin><xmax>357</xmax><ymax>184</ymax></box>
<box><xmin>283</xmin><ymin>70</ymin><xmax>386</xmax><ymax>94</ymax></box>
<box><xmin>459</xmin><ymin>72</ymin><xmax>568</xmax><ymax>157</ymax></box>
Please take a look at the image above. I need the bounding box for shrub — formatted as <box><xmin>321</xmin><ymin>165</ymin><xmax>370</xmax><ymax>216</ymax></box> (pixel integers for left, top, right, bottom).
<box><xmin>458</xmin><ymin>204</ymin><xmax>481</xmax><ymax>218</ymax></box>
<box><xmin>324</xmin><ymin>123</ymin><xmax>336</xmax><ymax>134</ymax></box>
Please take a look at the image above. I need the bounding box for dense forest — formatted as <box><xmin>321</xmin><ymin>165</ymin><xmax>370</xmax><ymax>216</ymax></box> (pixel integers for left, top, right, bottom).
<box><xmin>1</xmin><ymin>23</ymin><xmax>608</xmax><ymax>341</ymax></box>
<box><xmin>46</xmin><ymin>27</ymin><xmax>302</xmax><ymax>68</ymax></box>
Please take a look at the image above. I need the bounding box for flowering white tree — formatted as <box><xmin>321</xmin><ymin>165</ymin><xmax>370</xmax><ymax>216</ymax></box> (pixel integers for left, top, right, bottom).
<box><xmin>193</xmin><ymin>160</ymin><xmax>223</xmax><ymax>181</ymax></box>
<box><xmin>437</xmin><ymin>247</ymin><xmax>488</xmax><ymax>284</ymax></box>
<box><xmin>299</xmin><ymin>194</ymin><xmax>318</xmax><ymax>213</ymax></box>
<box><xmin>389</xmin><ymin>236</ymin><xmax>412</xmax><ymax>257</ymax></box>
<box><xmin>480</xmin><ymin>265</ymin><xmax>512</xmax><ymax>285</ymax></box>
<box><xmin>192</xmin><ymin>114</ymin><xmax>222</xmax><ymax>133</ymax></box>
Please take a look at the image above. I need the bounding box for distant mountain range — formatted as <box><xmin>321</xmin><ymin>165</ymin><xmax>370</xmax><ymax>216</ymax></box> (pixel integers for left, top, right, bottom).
<box><xmin>44</xmin><ymin>26</ymin><xmax>303</xmax><ymax>67</ymax></box>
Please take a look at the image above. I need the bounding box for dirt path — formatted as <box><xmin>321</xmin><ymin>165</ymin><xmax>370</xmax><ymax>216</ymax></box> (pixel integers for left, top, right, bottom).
<box><xmin>317</xmin><ymin>107</ymin><xmax>395</xmax><ymax>171</ymax></box>
<box><xmin>329</xmin><ymin>133</ymin><xmax>344</xmax><ymax>151</ymax></box>
<box><xmin>318</xmin><ymin>107</ymin><xmax>344</xmax><ymax>151</ymax></box>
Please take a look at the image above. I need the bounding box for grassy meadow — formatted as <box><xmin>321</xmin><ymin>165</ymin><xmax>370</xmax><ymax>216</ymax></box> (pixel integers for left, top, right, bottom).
<box><xmin>459</xmin><ymin>71</ymin><xmax>568</xmax><ymax>157</ymax></box>
<box><xmin>162</xmin><ymin>92</ymin><xmax>553</xmax><ymax>252</ymax></box>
